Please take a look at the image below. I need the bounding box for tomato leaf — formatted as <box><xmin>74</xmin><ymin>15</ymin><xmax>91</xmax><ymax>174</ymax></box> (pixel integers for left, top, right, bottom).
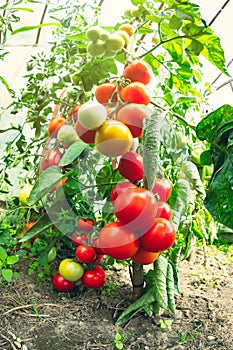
<box><xmin>59</xmin><ymin>139</ymin><xmax>89</xmax><ymax>166</ymax></box>
<box><xmin>166</xmin><ymin>262</ymin><xmax>176</xmax><ymax>314</ymax></box>
<box><xmin>27</xmin><ymin>166</ymin><xmax>66</xmax><ymax>206</ymax></box>
<box><xmin>0</xmin><ymin>246</ymin><xmax>7</xmax><ymax>261</ymax></box>
<box><xmin>2</xmin><ymin>269</ymin><xmax>13</xmax><ymax>283</ymax></box>
<box><xmin>11</xmin><ymin>22</ymin><xmax>61</xmax><ymax>35</ymax></box>
<box><xmin>19</xmin><ymin>214</ymin><xmax>53</xmax><ymax>243</ymax></box>
<box><xmin>142</xmin><ymin>109</ymin><xmax>163</xmax><ymax>191</ymax></box>
<box><xmin>180</xmin><ymin>161</ymin><xmax>205</xmax><ymax>199</ymax></box>
<box><xmin>6</xmin><ymin>255</ymin><xmax>19</xmax><ymax>265</ymax></box>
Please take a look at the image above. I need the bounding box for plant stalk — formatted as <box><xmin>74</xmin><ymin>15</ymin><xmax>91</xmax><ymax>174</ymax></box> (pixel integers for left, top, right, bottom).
<box><xmin>132</xmin><ymin>262</ymin><xmax>144</xmax><ymax>301</ymax></box>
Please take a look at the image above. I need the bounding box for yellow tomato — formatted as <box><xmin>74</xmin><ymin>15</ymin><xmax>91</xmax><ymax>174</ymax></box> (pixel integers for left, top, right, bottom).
<box><xmin>95</xmin><ymin>120</ymin><xmax>133</xmax><ymax>157</ymax></box>
<box><xmin>19</xmin><ymin>184</ymin><xmax>33</xmax><ymax>206</ymax></box>
<box><xmin>59</xmin><ymin>258</ymin><xmax>84</xmax><ymax>282</ymax></box>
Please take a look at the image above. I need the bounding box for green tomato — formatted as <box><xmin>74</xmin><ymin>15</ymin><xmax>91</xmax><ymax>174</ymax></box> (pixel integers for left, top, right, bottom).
<box><xmin>99</xmin><ymin>30</ymin><xmax>111</xmax><ymax>41</ymax></box>
<box><xmin>176</xmin><ymin>132</ymin><xmax>188</xmax><ymax>148</ymax></box>
<box><xmin>191</xmin><ymin>145</ymin><xmax>206</xmax><ymax>165</ymax></box>
<box><xmin>78</xmin><ymin>101</ymin><xmax>107</xmax><ymax>130</ymax></box>
<box><xmin>103</xmin><ymin>50</ymin><xmax>116</xmax><ymax>58</ymax></box>
<box><xmin>105</xmin><ymin>34</ymin><xmax>125</xmax><ymax>51</ymax></box>
<box><xmin>86</xmin><ymin>26</ymin><xmax>102</xmax><ymax>41</ymax></box>
<box><xmin>116</xmin><ymin>30</ymin><xmax>129</xmax><ymax>46</ymax></box>
<box><xmin>47</xmin><ymin>247</ymin><xmax>57</xmax><ymax>263</ymax></box>
<box><xmin>57</xmin><ymin>125</ymin><xmax>78</xmax><ymax>145</ymax></box>
<box><xmin>87</xmin><ymin>40</ymin><xmax>106</xmax><ymax>57</ymax></box>
<box><xmin>59</xmin><ymin>258</ymin><xmax>84</xmax><ymax>282</ymax></box>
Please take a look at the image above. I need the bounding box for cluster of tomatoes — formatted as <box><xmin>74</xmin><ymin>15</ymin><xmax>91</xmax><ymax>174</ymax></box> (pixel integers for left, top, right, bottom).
<box><xmin>53</xmin><ymin>218</ymin><xmax>106</xmax><ymax>292</ymax></box>
<box><xmin>86</xmin><ymin>24</ymin><xmax>134</xmax><ymax>59</ymax></box>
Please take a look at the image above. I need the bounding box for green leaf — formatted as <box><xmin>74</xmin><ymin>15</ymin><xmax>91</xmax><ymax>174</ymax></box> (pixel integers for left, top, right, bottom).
<box><xmin>143</xmin><ymin>109</ymin><xmax>163</xmax><ymax>191</ymax></box>
<box><xmin>27</xmin><ymin>166</ymin><xmax>66</xmax><ymax>206</ymax></box>
<box><xmin>169</xmin><ymin>15</ymin><xmax>182</xmax><ymax>30</ymax></box>
<box><xmin>2</xmin><ymin>269</ymin><xmax>13</xmax><ymax>283</ymax></box>
<box><xmin>6</xmin><ymin>255</ymin><xmax>19</xmax><ymax>265</ymax></box>
<box><xmin>185</xmin><ymin>39</ymin><xmax>204</xmax><ymax>56</ymax></box>
<box><xmin>11</xmin><ymin>22</ymin><xmax>61</xmax><ymax>35</ymax></box>
<box><xmin>19</xmin><ymin>214</ymin><xmax>53</xmax><ymax>243</ymax></box>
<box><xmin>196</xmin><ymin>104</ymin><xmax>233</xmax><ymax>143</ymax></box>
<box><xmin>152</xmin><ymin>255</ymin><xmax>168</xmax><ymax>310</ymax></box>
<box><xmin>166</xmin><ymin>263</ymin><xmax>176</xmax><ymax>314</ymax></box>
<box><xmin>0</xmin><ymin>246</ymin><xmax>7</xmax><ymax>261</ymax></box>
<box><xmin>180</xmin><ymin>161</ymin><xmax>205</xmax><ymax>199</ymax></box>
<box><xmin>0</xmin><ymin>75</ymin><xmax>15</xmax><ymax>95</ymax></box>
<box><xmin>59</xmin><ymin>139</ymin><xmax>88</xmax><ymax>166</ymax></box>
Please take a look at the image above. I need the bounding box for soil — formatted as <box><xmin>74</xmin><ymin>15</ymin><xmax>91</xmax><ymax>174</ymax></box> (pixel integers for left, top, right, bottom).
<box><xmin>0</xmin><ymin>245</ymin><xmax>232</xmax><ymax>350</ymax></box>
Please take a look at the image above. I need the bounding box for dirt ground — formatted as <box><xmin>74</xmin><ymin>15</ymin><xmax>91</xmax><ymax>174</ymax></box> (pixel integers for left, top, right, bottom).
<box><xmin>0</xmin><ymin>245</ymin><xmax>232</xmax><ymax>350</ymax></box>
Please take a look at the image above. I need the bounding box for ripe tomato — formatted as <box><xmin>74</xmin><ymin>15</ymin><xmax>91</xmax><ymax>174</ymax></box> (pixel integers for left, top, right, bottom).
<box><xmin>71</xmin><ymin>232</ymin><xmax>89</xmax><ymax>247</ymax></box>
<box><xmin>95</xmin><ymin>120</ymin><xmax>133</xmax><ymax>157</ymax></box>
<box><xmin>41</xmin><ymin>148</ymin><xmax>63</xmax><ymax>170</ymax></box>
<box><xmin>152</xmin><ymin>177</ymin><xmax>172</xmax><ymax>202</ymax></box>
<box><xmin>75</xmin><ymin>244</ymin><xmax>96</xmax><ymax>264</ymax></box>
<box><xmin>140</xmin><ymin>218</ymin><xmax>176</xmax><ymax>252</ymax></box>
<box><xmin>78</xmin><ymin>218</ymin><xmax>94</xmax><ymax>233</ymax></box>
<box><xmin>48</xmin><ymin>116</ymin><xmax>67</xmax><ymax>138</ymax></box>
<box><xmin>114</xmin><ymin>187</ymin><xmax>158</xmax><ymax>233</ymax></box>
<box><xmin>94</xmin><ymin>254</ymin><xmax>104</xmax><ymax>264</ymax></box>
<box><xmin>59</xmin><ymin>258</ymin><xmax>84</xmax><ymax>282</ymax></box>
<box><xmin>81</xmin><ymin>265</ymin><xmax>106</xmax><ymax>289</ymax></box>
<box><xmin>98</xmin><ymin>222</ymin><xmax>140</xmax><ymax>260</ymax></box>
<box><xmin>53</xmin><ymin>272</ymin><xmax>75</xmax><ymax>292</ymax></box>
<box><xmin>92</xmin><ymin>237</ymin><xmax>105</xmax><ymax>255</ymax></box>
<box><xmin>156</xmin><ymin>201</ymin><xmax>172</xmax><ymax>221</ymax></box>
<box><xmin>75</xmin><ymin>120</ymin><xmax>96</xmax><ymax>144</ymax></box>
<box><xmin>123</xmin><ymin>60</ymin><xmax>153</xmax><ymax>85</ymax></box>
<box><xmin>95</xmin><ymin>83</ymin><xmax>118</xmax><ymax>104</ymax></box>
<box><xmin>67</xmin><ymin>104</ymin><xmax>82</xmax><ymax>123</ymax></box>
<box><xmin>120</xmin><ymin>82</ymin><xmax>150</xmax><ymax>105</ymax></box>
<box><xmin>116</xmin><ymin>103</ymin><xmax>151</xmax><ymax>138</ymax></box>
<box><xmin>132</xmin><ymin>247</ymin><xmax>160</xmax><ymax>265</ymax></box>
<box><xmin>110</xmin><ymin>181</ymin><xmax>136</xmax><ymax>203</ymax></box>
<box><xmin>118</xmin><ymin>151</ymin><xmax>144</xmax><ymax>182</ymax></box>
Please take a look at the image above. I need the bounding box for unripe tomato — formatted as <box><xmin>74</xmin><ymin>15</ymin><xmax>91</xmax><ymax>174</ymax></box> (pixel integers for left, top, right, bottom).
<box><xmin>57</xmin><ymin>125</ymin><xmax>78</xmax><ymax>145</ymax></box>
<box><xmin>152</xmin><ymin>177</ymin><xmax>172</xmax><ymax>202</ymax></box>
<box><xmin>98</xmin><ymin>222</ymin><xmax>140</xmax><ymax>260</ymax></box>
<box><xmin>116</xmin><ymin>103</ymin><xmax>151</xmax><ymax>138</ymax></box>
<box><xmin>78</xmin><ymin>218</ymin><xmax>94</xmax><ymax>233</ymax></box>
<box><xmin>110</xmin><ymin>181</ymin><xmax>137</xmax><ymax>203</ymax></box>
<box><xmin>19</xmin><ymin>184</ymin><xmax>33</xmax><ymax>206</ymax></box>
<box><xmin>75</xmin><ymin>244</ymin><xmax>96</xmax><ymax>264</ymax></box>
<box><xmin>48</xmin><ymin>116</ymin><xmax>67</xmax><ymax>138</ymax></box>
<box><xmin>118</xmin><ymin>151</ymin><xmax>144</xmax><ymax>182</ymax></box>
<box><xmin>123</xmin><ymin>60</ymin><xmax>153</xmax><ymax>85</ymax></box>
<box><xmin>87</xmin><ymin>40</ymin><xmax>106</xmax><ymax>57</ymax></box>
<box><xmin>78</xmin><ymin>101</ymin><xmax>107</xmax><ymax>130</ymax></box>
<box><xmin>81</xmin><ymin>266</ymin><xmax>106</xmax><ymax>289</ymax></box>
<box><xmin>41</xmin><ymin>148</ymin><xmax>63</xmax><ymax>170</ymax></box>
<box><xmin>105</xmin><ymin>33</ymin><xmax>125</xmax><ymax>51</ymax></box>
<box><xmin>156</xmin><ymin>201</ymin><xmax>172</xmax><ymax>221</ymax></box>
<box><xmin>120</xmin><ymin>82</ymin><xmax>150</xmax><ymax>105</ymax></box>
<box><xmin>140</xmin><ymin>218</ymin><xmax>176</xmax><ymax>252</ymax></box>
<box><xmin>95</xmin><ymin>120</ymin><xmax>133</xmax><ymax>157</ymax></box>
<box><xmin>59</xmin><ymin>259</ymin><xmax>84</xmax><ymax>282</ymax></box>
<box><xmin>114</xmin><ymin>187</ymin><xmax>158</xmax><ymax>233</ymax></box>
<box><xmin>117</xmin><ymin>30</ymin><xmax>129</xmax><ymax>46</ymax></box>
<box><xmin>75</xmin><ymin>120</ymin><xmax>96</xmax><ymax>144</ymax></box>
<box><xmin>47</xmin><ymin>246</ymin><xmax>57</xmax><ymax>263</ymax></box>
<box><xmin>86</xmin><ymin>26</ymin><xmax>103</xmax><ymax>41</ymax></box>
<box><xmin>53</xmin><ymin>272</ymin><xmax>75</xmax><ymax>292</ymax></box>
<box><xmin>132</xmin><ymin>247</ymin><xmax>160</xmax><ymax>265</ymax></box>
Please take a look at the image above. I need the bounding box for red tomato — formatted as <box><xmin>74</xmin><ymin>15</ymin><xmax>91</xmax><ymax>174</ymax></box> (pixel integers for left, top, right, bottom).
<box><xmin>110</xmin><ymin>181</ymin><xmax>137</xmax><ymax>203</ymax></box>
<box><xmin>92</xmin><ymin>237</ymin><xmax>106</xmax><ymax>255</ymax></box>
<box><xmin>132</xmin><ymin>247</ymin><xmax>160</xmax><ymax>265</ymax></box>
<box><xmin>75</xmin><ymin>244</ymin><xmax>96</xmax><ymax>264</ymax></box>
<box><xmin>152</xmin><ymin>177</ymin><xmax>172</xmax><ymax>202</ymax></box>
<box><xmin>156</xmin><ymin>201</ymin><xmax>172</xmax><ymax>221</ymax></box>
<box><xmin>81</xmin><ymin>265</ymin><xmax>106</xmax><ymax>289</ymax></box>
<box><xmin>116</xmin><ymin>103</ymin><xmax>151</xmax><ymax>138</ymax></box>
<box><xmin>75</xmin><ymin>120</ymin><xmax>96</xmax><ymax>144</ymax></box>
<box><xmin>41</xmin><ymin>148</ymin><xmax>63</xmax><ymax>170</ymax></box>
<box><xmin>118</xmin><ymin>151</ymin><xmax>144</xmax><ymax>182</ymax></box>
<box><xmin>48</xmin><ymin>116</ymin><xmax>67</xmax><ymax>138</ymax></box>
<box><xmin>95</xmin><ymin>83</ymin><xmax>119</xmax><ymax>104</ymax></box>
<box><xmin>71</xmin><ymin>232</ymin><xmax>89</xmax><ymax>247</ymax></box>
<box><xmin>123</xmin><ymin>60</ymin><xmax>153</xmax><ymax>85</ymax></box>
<box><xmin>93</xmin><ymin>254</ymin><xmax>104</xmax><ymax>264</ymax></box>
<box><xmin>98</xmin><ymin>222</ymin><xmax>140</xmax><ymax>260</ymax></box>
<box><xmin>114</xmin><ymin>187</ymin><xmax>158</xmax><ymax>233</ymax></box>
<box><xmin>78</xmin><ymin>218</ymin><xmax>94</xmax><ymax>233</ymax></box>
<box><xmin>25</xmin><ymin>221</ymin><xmax>35</xmax><ymax>231</ymax></box>
<box><xmin>52</xmin><ymin>272</ymin><xmax>75</xmax><ymax>292</ymax></box>
<box><xmin>140</xmin><ymin>218</ymin><xmax>176</xmax><ymax>252</ymax></box>
<box><xmin>120</xmin><ymin>82</ymin><xmax>150</xmax><ymax>105</ymax></box>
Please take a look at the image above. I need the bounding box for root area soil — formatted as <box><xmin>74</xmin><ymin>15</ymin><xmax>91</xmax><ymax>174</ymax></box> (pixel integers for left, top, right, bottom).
<box><xmin>0</xmin><ymin>246</ymin><xmax>232</xmax><ymax>350</ymax></box>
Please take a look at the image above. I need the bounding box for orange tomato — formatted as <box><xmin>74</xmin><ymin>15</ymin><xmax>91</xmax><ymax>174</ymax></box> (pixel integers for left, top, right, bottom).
<box><xmin>132</xmin><ymin>247</ymin><xmax>159</xmax><ymax>265</ymax></box>
<box><xmin>118</xmin><ymin>24</ymin><xmax>134</xmax><ymax>37</ymax></box>
<box><xmin>120</xmin><ymin>82</ymin><xmax>150</xmax><ymax>105</ymax></box>
<box><xmin>123</xmin><ymin>60</ymin><xmax>153</xmax><ymax>85</ymax></box>
<box><xmin>48</xmin><ymin>116</ymin><xmax>67</xmax><ymax>138</ymax></box>
<box><xmin>95</xmin><ymin>83</ymin><xmax>121</xmax><ymax>104</ymax></box>
<box><xmin>116</xmin><ymin>103</ymin><xmax>151</xmax><ymax>138</ymax></box>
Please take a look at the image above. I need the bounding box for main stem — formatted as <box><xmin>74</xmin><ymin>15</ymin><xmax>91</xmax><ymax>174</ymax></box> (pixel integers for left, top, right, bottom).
<box><xmin>132</xmin><ymin>262</ymin><xmax>144</xmax><ymax>301</ymax></box>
